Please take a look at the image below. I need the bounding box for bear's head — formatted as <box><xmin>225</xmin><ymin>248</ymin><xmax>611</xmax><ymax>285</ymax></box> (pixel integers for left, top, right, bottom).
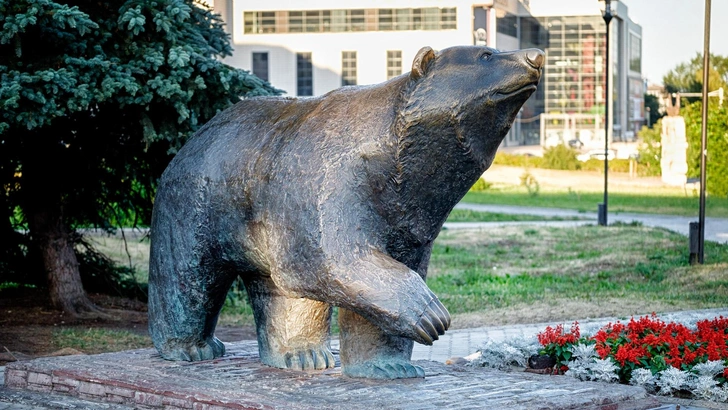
<box><xmin>397</xmin><ymin>45</ymin><xmax>544</xmax><ymax>168</ymax></box>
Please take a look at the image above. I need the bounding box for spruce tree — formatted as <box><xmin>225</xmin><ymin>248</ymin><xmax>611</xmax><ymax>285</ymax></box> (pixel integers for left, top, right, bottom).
<box><xmin>0</xmin><ymin>0</ymin><xmax>280</xmax><ymax>316</ymax></box>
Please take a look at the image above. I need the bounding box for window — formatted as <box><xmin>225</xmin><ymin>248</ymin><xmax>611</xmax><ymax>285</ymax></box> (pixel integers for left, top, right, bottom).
<box><xmin>496</xmin><ymin>13</ymin><xmax>518</xmax><ymax>38</ymax></box>
<box><xmin>378</xmin><ymin>9</ymin><xmax>393</xmax><ymax>31</ymax></box>
<box><xmin>243</xmin><ymin>11</ymin><xmax>276</xmax><ymax>34</ymax></box>
<box><xmin>246</xmin><ymin>8</ymin><xmax>456</xmax><ymax>34</ymax></box>
<box><xmin>342</xmin><ymin>51</ymin><xmax>357</xmax><ymax>86</ymax></box>
<box><xmin>252</xmin><ymin>52</ymin><xmax>269</xmax><ymax>82</ymax></box>
<box><xmin>629</xmin><ymin>33</ymin><xmax>641</xmax><ymax>72</ymax></box>
<box><xmin>387</xmin><ymin>51</ymin><xmax>402</xmax><ymax>80</ymax></box>
<box><xmin>440</xmin><ymin>8</ymin><xmax>456</xmax><ymax>30</ymax></box>
<box><xmin>297</xmin><ymin>52</ymin><xmax>313</xmax><ymax>96</ymax></box>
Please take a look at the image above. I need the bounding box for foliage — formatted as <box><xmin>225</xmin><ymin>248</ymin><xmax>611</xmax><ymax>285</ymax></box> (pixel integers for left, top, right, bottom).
<box><xmin>469</xmin><ymin>178</ymin><xmax>492</xmax><ymax>192</ymax></box>
<box><xmin>493</xmin><ymin>152</ymin><xmax>544</xmax><ymax>168</ymax></box>
<box><xmin>542</xmin><ymin>144</ymin><xmax>580</xmax><ymax>170</ymax></box>
<box><xmin>0</xmin><ymin>0</ymin><xmax>280</xmax><ymax>297</ymax></box>
<box><xmin>644</xmin><ymin>93</ymin><xmax>664</xmax><ymax>128</ymax></box>
<box><xmin>663</xmin><ymin>52</ymin><xmax>728</xmax><ymax>94</ymax></box>
<box><xmin>53</xmin><ymin>328</ymin><xmax>151</xmax><ymax>354</ymax></box>
<box><xmin>536</xmin><ymin>322</ymin><xmax>585</xmax><ymax>374</ymax></box>
<box><xmin>75</xmin><ymin>235</ymin><xmax>148</xmax><ymax>301</ymax></box>
<box><xmin>472</xmin><ymin>314</ymin><xmax>728</xmax><ymax>401</ymax></box>
<box><xmin>462</xmin><ymin>189</ymin><xmax>728</xmax><ymax>218</ymax></box>
<box><xmin>445</xmin><ymin>209</ymin><xmax>585</xmax><ymax>223</ymax></box>
<box><xmin>428</xmin><ymin>224</ymin><xmax>728</xmax><ymax>316</ymax></box>
<box><xmin>519</xmin><ymin>171</ymin><xmax>539</xmax><ymax>197</ymax></box>
<box><xmin>636</xmin><ymin>119</ymin><xmax>664</xmax><ymax>177</ymax></box>
<box><xmin>681</xmin><ymin>100</ymin><xmax>728</xmax><ymax>198</ymax></box>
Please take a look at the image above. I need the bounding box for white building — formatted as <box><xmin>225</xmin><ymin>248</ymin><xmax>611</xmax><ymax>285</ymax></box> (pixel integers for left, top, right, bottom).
<box><xmin>213</xmin><ymin>0</ymin><xmax>643</xmax><ymax>147</ymax></box>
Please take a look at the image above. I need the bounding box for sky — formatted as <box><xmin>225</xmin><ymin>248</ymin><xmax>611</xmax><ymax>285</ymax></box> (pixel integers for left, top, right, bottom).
<box><xmin>622</xmin><ymin>0</ymin><xmax>728</xmax><ymax>85</ymax></box>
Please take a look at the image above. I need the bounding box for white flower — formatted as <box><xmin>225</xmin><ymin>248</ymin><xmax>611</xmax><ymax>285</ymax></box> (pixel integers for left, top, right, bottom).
<box><xmin>656</xmin><ymin>367</ymin><xmax>692</xmax><ymax>396</ymax></box>
<box><xmin>691</xmin><ymin>360</ymin><xmax>725</xmax><ymax>377</ymax></box>
<box><xmin>630</xmin><ymin>368</ymin><xmax>656</xmax><ymax>388</ymax></box>
<box><xmin>470</xmin><ymin>339</ymin><xmax>535</xmax><ymax>370</ymax></box>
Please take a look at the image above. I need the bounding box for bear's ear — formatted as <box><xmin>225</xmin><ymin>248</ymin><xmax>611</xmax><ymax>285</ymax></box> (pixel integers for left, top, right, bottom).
<box><xmin>410</xmin><ymin>46</ymin><xmax>436</xmax><ymax>81</ymax></box>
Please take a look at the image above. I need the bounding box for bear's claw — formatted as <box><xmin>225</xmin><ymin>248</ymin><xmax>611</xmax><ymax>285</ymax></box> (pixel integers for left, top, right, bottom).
<box><xmin>163</xmin><ymin>336</ymin><xmax>225</xmax><ymax>362</ymax></box>
<box><xmin>414</xmin><ymin>298</ymin><xmax>450</xmax><ymax>345</ymax></box>
<box><xmin>282</xmin><ymin>347</ymin><xmax>336</xmax><ymax>371</ymax></box>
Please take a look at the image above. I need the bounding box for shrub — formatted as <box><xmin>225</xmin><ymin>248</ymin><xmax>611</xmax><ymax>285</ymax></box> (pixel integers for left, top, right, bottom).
<box><xmin>469</xmin><ymin>178</ymin><xmax>492</xmax><ymax>192</ymax></box>
<box><xmin>581</xmin><ymin>158</ymin><xmax>632</xmax><ymax>173</ymax></box>
<box><xmin>682</xmin><ymin>100</ymin><xmax>728</xmax><ymax>198</ymax></box>
<box><xmin>542</xmin><ymin>144</ymin><xmax>581</xmax><ymax>170</ymax></box>
<box><xmin>520</xmin><ymin>171</ymin><xmax>540</xmax><ymax>197</ymax></box>
<box><xmin>636</xmin><ymin>120</ymin><xmax>663</xmax><ymax>177</ymax></box>
<box><xmin>493</xmin><ymin>152</ymin><xmax>544</xmax><ymax>168</ymax></box>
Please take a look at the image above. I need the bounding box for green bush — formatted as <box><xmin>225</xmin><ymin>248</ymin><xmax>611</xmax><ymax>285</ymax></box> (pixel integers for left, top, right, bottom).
<box><xmin>493</xmin><ymin>152</ymin><xmax>544</xmax><ymax>168</ymax></box>
<box><xmin>581</xmin><ymin>158</ymin><xmax>632</xmax><ymax>173</ymax></box>
<box><xmin>636</xmin><ymin>120</ymin><xmax>663</xmax><ymax>177</ymax></box>
<box><xmin>469</xmin><ymin>178</ymin><xmax>492</xmax><ymax>192</ymax></box>
<box><xmin>520</xmin><ymin>171</ymin><xmax>540</xmax><ymax>197</ymax></box>
<box><xmin>682</xmin><ymin>100</ymin><xmax>728</xmax><ymax>198</ymax></box>
<box><xmin>542</xmin><ymin>144</ymin><xmax>581</xmax><ymax>170</ymax></box>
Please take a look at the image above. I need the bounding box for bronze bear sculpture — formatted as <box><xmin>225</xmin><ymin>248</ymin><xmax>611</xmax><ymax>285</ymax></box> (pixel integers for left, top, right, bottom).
<box><xmin>148</xmin><ymin>45</ymin><xmax>544</xmax><ymax>379</ymax></box>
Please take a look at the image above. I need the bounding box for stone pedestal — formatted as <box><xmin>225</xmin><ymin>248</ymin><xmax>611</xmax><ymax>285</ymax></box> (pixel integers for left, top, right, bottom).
<box><xmin>3</xmin><ymin>341</ymin><xmax>659</xmax><ymax>410</ymax></box>
<box><xmin>661</xmin><ymin>116</ymin><xmax>688</xmax><ymax>186</ymax></box>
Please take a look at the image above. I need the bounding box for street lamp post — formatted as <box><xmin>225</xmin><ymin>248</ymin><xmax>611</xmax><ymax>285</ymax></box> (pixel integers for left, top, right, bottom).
<box><xmin>697</xmin><ymin>0</ymin><xmax>711</xmax><ymax>264</ymax></box>
<box><xmin>598</xmin><ymin>0</ymin><xmax>613</xmax><ymax>226</ymax></box>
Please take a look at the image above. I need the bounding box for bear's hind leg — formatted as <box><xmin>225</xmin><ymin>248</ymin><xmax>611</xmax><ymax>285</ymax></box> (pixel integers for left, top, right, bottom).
<box><xmin>148</xmin><ymin>249</ymin><xmax>234</xmax><ymax>362</ymax></box>
<box><xmin>244</xmin><ymin>276</ymin><xmax>335</xmax><ymax>371</ymax></box>
<box><xmin>338</xmin><ymin>308</ymin><xmax>425</xmax><ymax>379</ymax></box>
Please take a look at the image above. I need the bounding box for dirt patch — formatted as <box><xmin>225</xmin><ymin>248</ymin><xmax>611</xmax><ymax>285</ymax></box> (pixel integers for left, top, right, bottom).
<box><xmin>0</xmin><ymin>288</ymin><xmax>256</xmax><ymax>366</ymax></box>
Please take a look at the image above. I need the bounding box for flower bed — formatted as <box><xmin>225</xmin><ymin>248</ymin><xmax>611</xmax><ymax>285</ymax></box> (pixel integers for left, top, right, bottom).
<box><xmin>471</xmin><ymin>314</ymin><xmax>728</xmax><ymax>402</ymax></box>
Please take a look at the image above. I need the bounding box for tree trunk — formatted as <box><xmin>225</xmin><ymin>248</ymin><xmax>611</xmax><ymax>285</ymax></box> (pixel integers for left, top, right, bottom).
<box><xmin>27</xmin><ymin>205</ymin><xmax>101</xmax><ymax>317</ymax></box>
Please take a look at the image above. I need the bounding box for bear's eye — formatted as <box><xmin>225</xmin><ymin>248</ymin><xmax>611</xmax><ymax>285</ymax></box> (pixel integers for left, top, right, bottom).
<box><xmin>480</xmin><ymin>51</ymin><xmax>492</xmax><ymax>61</ymax></box>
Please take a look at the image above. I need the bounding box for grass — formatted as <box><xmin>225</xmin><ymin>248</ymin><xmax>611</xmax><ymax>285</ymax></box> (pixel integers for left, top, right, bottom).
<box><xmin>77</xmin><ymin>222</ymin><xmax>728</xmax><ymax>330</ymax></box>
<box><xmin>52</xmin><ymin>328</ymin><xmax>151</xmax><ymax>354</ymax></box>
<box><xmin>427</xmin><ymin>225</ymin><xmax>728</xmax><ymax>327</ymax></box>
<box><xmin>445</xmin><ymin>208</ymin><xmax>586</xmax><ymax>222</ymax></box>
<box><xmin>462</xmin><ymin>186</ymin><xmax>728</xmax><ymax>218</ymax></box>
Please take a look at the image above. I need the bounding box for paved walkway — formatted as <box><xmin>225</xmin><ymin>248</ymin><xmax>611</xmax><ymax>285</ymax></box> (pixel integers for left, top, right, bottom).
<box><xmin>450</xmin><ymin>203</ymin><xmax>728</xmax><ymax>244</ymax></box>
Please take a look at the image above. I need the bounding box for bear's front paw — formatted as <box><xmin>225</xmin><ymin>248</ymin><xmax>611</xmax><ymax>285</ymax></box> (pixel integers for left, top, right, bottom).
<box><xmin>343</xmin><ymin>360</ymin><xmax>426</xmax><ymax>379</ymax></box>
<box><xmin>413</xmin><ymin>298</ymin><xmax>451</xmax><ymax>345</ymax></box>
<box><xmin>281</xmin><ymin>346</ymin><xmax>336</xmax><ymax>371</ymax></box>
<box><xmin>163</xmin><ymin>337</ymin><xmax>225</xmax><ymax>361</ymax></box>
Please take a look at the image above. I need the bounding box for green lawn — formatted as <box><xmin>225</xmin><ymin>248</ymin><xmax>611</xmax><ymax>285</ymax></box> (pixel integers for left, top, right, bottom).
<box><xmin>445</xmin><ymin>208</ymin><xmax>587</xmax><ymax>223</ymax></box>
<box><xmin>462</xmin><ymin>187</ymin><xmax>728</xmax><ymax>218</ymax></box>
<box><xmin>426</xmin><ymin>224</ymin><xmax>728</xmax><ymax>327</ymax></box>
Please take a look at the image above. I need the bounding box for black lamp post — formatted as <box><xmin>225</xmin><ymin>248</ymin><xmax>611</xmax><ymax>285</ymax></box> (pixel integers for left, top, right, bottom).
<box><xmin>697</xmin><ymin>0</ymin><xmax>711</xmax><ymax>263</ymax></box>
<box><xmin>598</xmin><ymin>0</ymin><xmax>613</xmax><ymax>226</ymax></box>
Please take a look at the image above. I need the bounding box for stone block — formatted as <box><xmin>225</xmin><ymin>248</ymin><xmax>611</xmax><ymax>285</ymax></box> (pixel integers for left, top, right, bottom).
<box><xmin>27</xmin><ymin>372</ymin><xmax>52</xmax><ymax>386</ymax></box>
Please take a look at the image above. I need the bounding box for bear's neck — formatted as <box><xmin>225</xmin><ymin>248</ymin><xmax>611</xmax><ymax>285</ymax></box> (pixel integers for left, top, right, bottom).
<box><xmin>378</xmin><ymin>89</ymin><xmax>498</xmax><ymax>254</ymax></box>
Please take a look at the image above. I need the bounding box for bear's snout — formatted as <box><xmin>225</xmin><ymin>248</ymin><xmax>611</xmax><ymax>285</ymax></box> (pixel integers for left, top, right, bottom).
<box><xmin>525</xmin><ymin>49</ymin><xmax>544</xmax><ymax>69</ymax></box>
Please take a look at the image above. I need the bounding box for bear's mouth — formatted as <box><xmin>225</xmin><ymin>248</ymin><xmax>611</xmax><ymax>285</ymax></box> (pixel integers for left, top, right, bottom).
<box><xmin>495</xmin><ymin>84</ymin><xmax>537</xmax><ymax>99</ymax></box>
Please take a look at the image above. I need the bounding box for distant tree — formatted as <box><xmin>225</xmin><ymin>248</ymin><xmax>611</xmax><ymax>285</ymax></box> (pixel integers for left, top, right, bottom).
<box><xmin>0</xmin><ymin>0</ymin><xmax>280</xmax><ymax>316</ymax></box>
<box><xmin>663</xmin><ymin>52</ymin><xmax>728</xmax><ymax>94</ymax></box>
<box><xmin>643</xmin><ymin>93</ymin><xmax>663</xmax><ymax>128</ymax></box>
<box><xmin>681</xmin><ymin>100</ymin><xmax>728</xmax><ymax>198</ymax></box>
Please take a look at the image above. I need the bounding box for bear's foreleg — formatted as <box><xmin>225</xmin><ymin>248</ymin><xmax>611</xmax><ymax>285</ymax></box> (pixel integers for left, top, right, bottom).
<box><xmin>244</xmin><ymin>275</ymin><xmax>335</xmax><ymax>371</ymax></box>
<box><xmin>338</xmin><ymin>308</ymin><xmax>425</xmax><ymax>379</ymax></box>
